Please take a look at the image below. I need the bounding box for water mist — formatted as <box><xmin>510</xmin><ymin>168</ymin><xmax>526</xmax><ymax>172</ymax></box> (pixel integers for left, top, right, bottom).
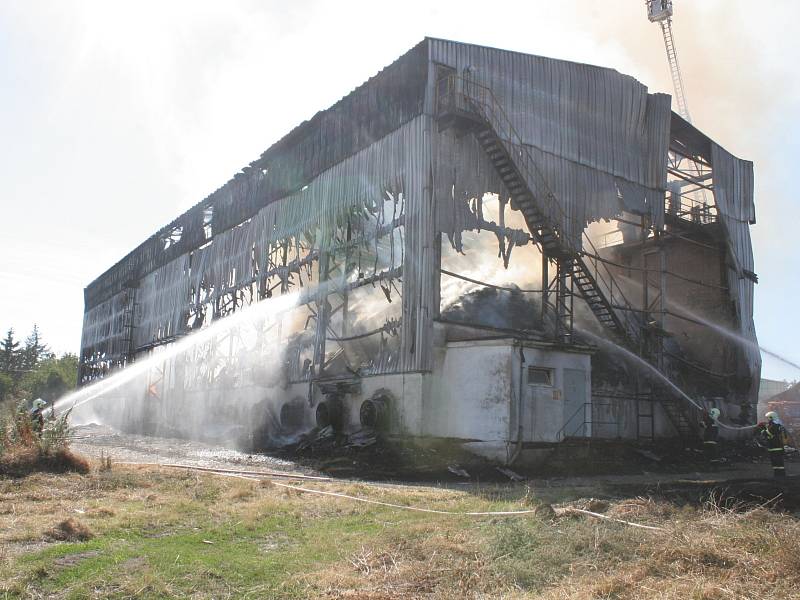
<box><xmin>55</xmin><ymin>289</ymin><xmax>305</xmax><ymax>446</ymax></box>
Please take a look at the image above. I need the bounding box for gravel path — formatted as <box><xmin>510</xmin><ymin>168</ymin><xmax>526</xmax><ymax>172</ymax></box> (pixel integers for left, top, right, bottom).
<box><xmin>68</xmin><ymin>423</ymin><xmax>790</xmax><ymax>492</ymax></box>
<box><xmin>69</xmin><ymin>423</ymin><xmax>314</xmax><ymax>476</ymax></box>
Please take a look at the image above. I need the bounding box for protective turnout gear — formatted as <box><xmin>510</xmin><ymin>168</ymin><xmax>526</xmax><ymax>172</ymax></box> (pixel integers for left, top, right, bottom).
<box><xmin>700</xmin><ymin>408</ymin><xmax>720</xmax><ymax>462</ymax></box>
<box><xmin>30</xmin><ymin>399</ymin><xmax>46</xmax><ymax>434</ymax></box>
<box><xmin>757</xmin><ymin>417</ymin><xmax>789</xmax><ymax>478</ymax></box>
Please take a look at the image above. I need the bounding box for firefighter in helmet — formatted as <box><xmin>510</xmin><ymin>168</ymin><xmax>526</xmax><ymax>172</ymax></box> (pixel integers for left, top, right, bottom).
<box><xmin>700</xmin><ymin>407</ymin><xmax>721</xmax><ymax>462</ymax></box>
<box><xmin>30</xmin><ymin>398</ymin><xmax>47</xmax><ymax>434</ymax></box>
<box><xmin>756</xmin><ymin>411</ymin><xmax>790</xmax><ymax>478</ymax></box>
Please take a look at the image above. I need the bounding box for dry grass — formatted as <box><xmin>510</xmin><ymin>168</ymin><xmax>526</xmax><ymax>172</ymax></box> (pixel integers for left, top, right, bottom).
<box><xmin>2</xmin><ymin>465</ymin><xmax>800</xmax><ymax>599</ymax></box>
<box><xmin>0</xmin><ymin>446</ymin><xmax>91</xmax><ymax>477</ymax></box>
<box><xmin>45</xmin><ymin>518</ymin><xmax>93</xmax><ymax>542</ymax></box>
<box><xmin>300</xmin><ymin>489</ymin><xmax>800</xmax><ymax>600</ymax></box>
<box><xmin>228</xmin><ymin>479</ymin><xmax>258</xmax><ymax>501</ymax></box>
<box><xmin>605</xmin><ymin>495</ymin><xmax>682</xmax><ymax>521</ymax></box>
<box><xmin>535</xmin><ymin>500</ymin><xmax>800</xmax><ymax>600</ymax></box>
<box><xmin>305</xmin><ymin>528</ymin><xmax>507</xmax><ymax>599</ymax></box>
<box><xmin>98</xmin><ymin>450</ymin><xmax>113</xmax><ymax>472</ymax></box>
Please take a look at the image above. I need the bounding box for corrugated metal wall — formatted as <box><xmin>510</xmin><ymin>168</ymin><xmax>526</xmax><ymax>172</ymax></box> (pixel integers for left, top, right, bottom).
<box><xmin>711</xmin><ymin>142</ymin><xmax>760</xmax><ymax>395</ymax></box>
<box><xmin>134</xmin><ymin>255</ymin><xmax>190</xmax><ymax>348</ymax></box>
<box><xmin>426</xmin><ymin>38</ymin><xmax>671</xmax><ymax>241</ymax></box>
<box><xmin>79</xmin><ymin>292</ymin><xmax>129</xmax><ymax>362</ymax></box>
<box><xmin>82</xmin><ymin>115</ymin><xmax>433</xmax><ymax>373</ymax></box>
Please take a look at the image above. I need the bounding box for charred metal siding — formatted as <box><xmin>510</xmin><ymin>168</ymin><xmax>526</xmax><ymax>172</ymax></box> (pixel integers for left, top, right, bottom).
<box><xmin>426</xmin><ymin>38</ymin><xmax>671</xmax><ymax>239</ymax></box>
<box><xmin>711</xmin><ymin>143</ymin><xmax>760</xmax><ymax>391</ymax></box>
<box><xmin>78</xmin><ymin>38</ymin><xmax>682</xmax><ymax>373</ymax></box>
<box><xmin>80</xmin><ymin>115</ymin><xmax>434</xmax><ymax>371</ymax></box>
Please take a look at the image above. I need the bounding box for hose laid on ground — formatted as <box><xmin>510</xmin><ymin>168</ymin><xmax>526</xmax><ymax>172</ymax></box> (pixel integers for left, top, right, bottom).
<box><xmin>117</xmin><ymin>461</ymin><xmax>333</xmax><ymax>481</ymax></box>
<box><xmin>270</xmin><ymin>480</ymin><xmax>541</xmax><ymax>516</ymax></box>
<box><xmin>267</xmin><ymin>480</ymin><xmax>666</xmax><ymax>530</ymax></box>
<box><xmin>122</xmin><ymin>460</ymin><xmax>665</xmax><ymax>530</ymax></box>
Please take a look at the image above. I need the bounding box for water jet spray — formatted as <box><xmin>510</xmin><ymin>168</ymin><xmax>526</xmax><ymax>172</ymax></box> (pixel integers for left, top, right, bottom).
<box><xmin>580</xmin><ymin>329</ymin><xmax>755</xmax><ymax>431</ymax></box>
<box><xmin>54</xmin><ymin>289</ymin><xmax>304</xmax><ymax>417</ymax></box>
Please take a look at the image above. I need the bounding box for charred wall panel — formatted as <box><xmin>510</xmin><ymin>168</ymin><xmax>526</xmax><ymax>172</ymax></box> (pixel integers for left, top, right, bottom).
<box><xmin>711</xmin><ymin>143</ymin><xmax>760</xmax><ymax>399</ymax></box>
<box><xmin>426</xmin><ymin>38</ymin><xmax>671</xmax><ymax>242</ymax></box>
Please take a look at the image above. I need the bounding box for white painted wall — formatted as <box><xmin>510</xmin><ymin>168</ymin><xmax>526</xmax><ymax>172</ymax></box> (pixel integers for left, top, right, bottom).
<box><xmin>424</xmin><ymin>338</ymin><xmax>592</xmax><ymax>445</ymax></box>
<box><xmin>424</xmin><ymin>341</ymin><xmax>513</xmax><ymax>441</ymax></box>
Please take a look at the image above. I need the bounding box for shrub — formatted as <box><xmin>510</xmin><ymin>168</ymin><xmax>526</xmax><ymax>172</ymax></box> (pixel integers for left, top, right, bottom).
<box><xmin>0</xmin><ymin>401</ymin><xmax>89</xmax><ymax>476</ymax></box>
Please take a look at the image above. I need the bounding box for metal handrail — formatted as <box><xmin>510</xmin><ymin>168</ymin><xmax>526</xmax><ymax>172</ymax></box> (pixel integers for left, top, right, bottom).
<box><xmin>556</xmin><ymin>402</ymin><xmax>590</xmax><ymax>441</ymax></box>
<box><xmin>555</xmin><ymin>401</ymin><xmax>617</xmax><ymax>440</ymax></box>
<box><xmin>598</xmin><ymin>229</ymin><xmax>625</xmax><ymax>249</ymax></box>
<box><xmin>437</xmin><ymin>75</ymin><xmax>643</xmax><ymax>347</ymax></box>
<box><xmin>667</xmin><ymin>193</ymin><xmax>717</xmax><ymax>225</ymax></box>
<box><xmin>579</xmin><ymin>246</ymin><xmax>642</xmax><ymax>348</ymax></box>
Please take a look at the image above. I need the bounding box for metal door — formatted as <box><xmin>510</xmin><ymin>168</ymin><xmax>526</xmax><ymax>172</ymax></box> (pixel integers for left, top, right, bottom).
<box><xmin>563</xmin><ymin>369</ymin><xmax>587</xmax><ymax>438</ymax></box>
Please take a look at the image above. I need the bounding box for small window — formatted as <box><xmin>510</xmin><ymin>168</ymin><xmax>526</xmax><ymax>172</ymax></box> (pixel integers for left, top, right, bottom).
<box><xmin>528</xmin><ymin>367</ymin><xmax>553</xmax><ymax>386</ymax></box>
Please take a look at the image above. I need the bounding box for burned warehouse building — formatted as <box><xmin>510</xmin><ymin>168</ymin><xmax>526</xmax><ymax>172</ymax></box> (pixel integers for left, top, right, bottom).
<box><xmin>78</xmin><ymin>38</ymin><xmax>759</xmax><ymax>462</ymax></box>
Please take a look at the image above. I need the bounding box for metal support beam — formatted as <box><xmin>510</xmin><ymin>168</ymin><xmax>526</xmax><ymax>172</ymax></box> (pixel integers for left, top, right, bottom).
<box><xmin>541</xmin><ymin>252</ymin><xmax>549</xmax><ymax>326</ymax></box>
<box><xmin>312</xmin><ymin>249</ymin><xmax>332</xmax><ymax>377</ymax></box>
<box><xmin>555</xmin><ymin>258</ymin><xmax>574</xmax><ymax>344</ymax></box>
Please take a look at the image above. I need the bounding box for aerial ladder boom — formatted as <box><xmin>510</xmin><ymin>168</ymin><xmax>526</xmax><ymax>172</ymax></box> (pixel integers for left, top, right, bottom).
<box><xmin>647</xmin><ymin>1</ymin><xmax>692</xmax><ymax>122</ymax></box>
<box><xmin>647</xmin><ymin>0</ymin><xmax>709</xmax><ymax>210</ymax></box>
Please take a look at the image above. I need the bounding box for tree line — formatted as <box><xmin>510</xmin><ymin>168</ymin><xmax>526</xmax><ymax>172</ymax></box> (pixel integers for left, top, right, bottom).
<box><xmin>0</xmin><ymin>325</ymin><xmax>78</xmax><ymax>405</ymax></box>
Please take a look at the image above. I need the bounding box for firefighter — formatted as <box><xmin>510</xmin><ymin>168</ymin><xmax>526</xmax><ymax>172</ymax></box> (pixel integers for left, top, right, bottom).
<box><xmin>756</xmin><ymin>411</ymin><xmax>789</xmax><ymax>478</ymax></box>
<box><xmin>29</xmin><ymin>398</ymin><xmax>47</xmax><ymax>434</ymax></box>
<box><xmin>700</xmin><ymin>407</ymin><xmax>720</xmax><ymax>462</ymax></box>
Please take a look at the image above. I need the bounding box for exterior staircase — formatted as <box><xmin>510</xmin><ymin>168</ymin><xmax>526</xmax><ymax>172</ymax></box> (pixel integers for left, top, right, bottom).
<box><xmin>436</xmin><ymin>75</ymin><xmax>642</xmax><ymax>350</ymax></box>
<box><xmin>436</xmin><ymin>74</ymin><xmax>698</xmax><ymax>439</ymax></box>
<box><xmin>660</xmin><ymin>394</ymin><xmax>696</xmax><ymax>439</ymax></box>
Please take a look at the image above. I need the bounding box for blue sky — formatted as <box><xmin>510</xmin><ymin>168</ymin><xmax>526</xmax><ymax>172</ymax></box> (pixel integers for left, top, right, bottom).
<box><xmin>1</xmin><ymin>0</ymin><xmax>798</xmax><ymax>381</ymax></box>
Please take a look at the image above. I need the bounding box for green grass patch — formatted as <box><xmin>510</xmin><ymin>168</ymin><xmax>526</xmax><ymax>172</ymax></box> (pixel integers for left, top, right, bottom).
<box><xmin>3</xmin><ymin>473</ymin><xmax>431</xmax><ymax>599</ymax></box>
<box><xmin>18</xmin><ymin>511</ymin><xmax>409</xmax><ymax>598</ymax></box>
